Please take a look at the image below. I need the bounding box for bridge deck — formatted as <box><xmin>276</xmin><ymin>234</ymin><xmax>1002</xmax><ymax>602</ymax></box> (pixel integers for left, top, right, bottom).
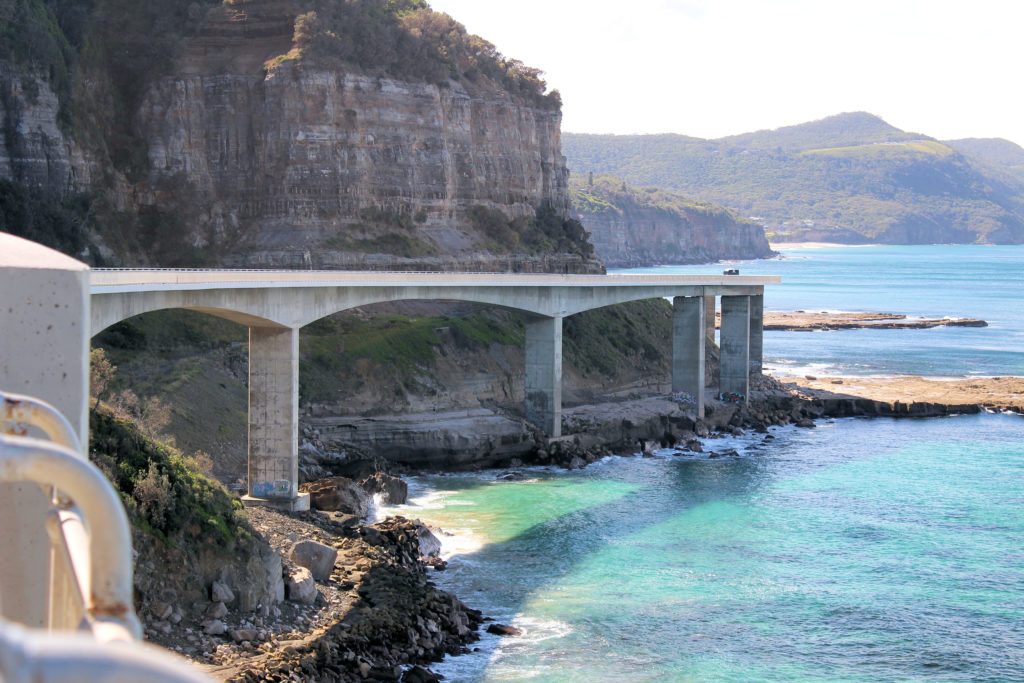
<box><xmin>89</xmin><ymin>269</ymin><xmax>780</xmax><ymax>292</ymax></box>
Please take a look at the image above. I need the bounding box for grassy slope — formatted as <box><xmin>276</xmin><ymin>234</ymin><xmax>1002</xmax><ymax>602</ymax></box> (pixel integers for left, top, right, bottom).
<box><xmin>89</xmin><ymin>406</ymin><xmax>253</xmax><ymax>550</ymax></box>
<box><xmin>571</xmin><ymin>174</ymin><xmax>759</xmax><ymax>227</ymax></box>
<box><xmin>94</xmin><ymin>299</ymin><xmax>674</xmax><ymax>481</ymax></box>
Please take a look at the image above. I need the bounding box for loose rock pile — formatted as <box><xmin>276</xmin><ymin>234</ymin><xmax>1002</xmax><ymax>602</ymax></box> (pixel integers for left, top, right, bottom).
<box><xmin>217</xmin><ymin>513</ymin><xmax>479</xmax><ymax>682</ymax></box>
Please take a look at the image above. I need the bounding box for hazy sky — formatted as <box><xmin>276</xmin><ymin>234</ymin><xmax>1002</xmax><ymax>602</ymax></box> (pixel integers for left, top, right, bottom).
<box><xmin>427</xmin><ymin>0</ymin><xmax>1024</xmax><ymax>147</ymax></box>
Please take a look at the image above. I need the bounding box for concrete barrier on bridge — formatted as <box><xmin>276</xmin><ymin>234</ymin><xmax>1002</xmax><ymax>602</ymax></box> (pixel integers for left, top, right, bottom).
<box><xmin>1</xmin><ymin>234</ymin><xmax>90</xmax><ymax>628</ymax></box>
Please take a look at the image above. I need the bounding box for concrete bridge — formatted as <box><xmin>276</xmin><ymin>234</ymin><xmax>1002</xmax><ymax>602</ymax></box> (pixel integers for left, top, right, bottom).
<box><xmin>88</xmin><ymin>268</ymin><xmax>778</xmax><ymax>510</ymax></box>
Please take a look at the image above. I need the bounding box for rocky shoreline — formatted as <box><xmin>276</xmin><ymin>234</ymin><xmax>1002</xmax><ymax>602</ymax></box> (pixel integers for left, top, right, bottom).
<box><xmin>758</xmin><ymin>311</ymin><xmax>987</xmax><ymax>331</ymax></box>
<box><xmin>150</xmin><ymin>372</ymin><xmax>1020</xmax><ymax>682</ymax></box>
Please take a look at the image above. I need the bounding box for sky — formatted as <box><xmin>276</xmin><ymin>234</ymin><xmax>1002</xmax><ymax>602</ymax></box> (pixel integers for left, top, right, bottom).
<box><xmin>426</xmin><ymin>0</ymin><xmax>1024</xmax><ymax>148</ymax></box>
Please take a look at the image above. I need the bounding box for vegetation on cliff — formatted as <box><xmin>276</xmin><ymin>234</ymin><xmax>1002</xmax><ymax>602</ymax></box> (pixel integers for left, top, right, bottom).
<box><xmin>2</xmin><ymin>0</ymin><xmax>577</xmax><ymax>267</ymax></box>
<box><xmin>0</xmin><ymin>179</ymin><xmax>94</xmax><ymax>258</ymax></box>
<box><xmin>469</xmin><ymin>203</ymin><xmax>595</xmax><ymax>259</ymax></box>
<box><xmin>286</xmin><ymin>0</ymin><xmax>559</xmax><ymax>108</ymax></box>
<box><xmin>570</xmin><ymin>175</ymin><xmax>772</xmax><ymax>266</ymax></box>
<box><xmin>563</xmin><ymin>113</ymin><xmax>1024</xmax><ymax>244</ymax></box>
<box><xmin>572</xmin><ymin>174</ymin><xmax>754</xmax><ymax>225</ymax></box>
<box><xmin>90</xmin><ymin>406</ymin><xmax>250</xmax><ymax>547</ymax></box>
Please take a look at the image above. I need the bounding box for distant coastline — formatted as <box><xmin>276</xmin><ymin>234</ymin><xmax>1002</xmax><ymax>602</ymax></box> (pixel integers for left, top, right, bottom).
<box><xmin>768</xmin><ymin>241</ymin><xmax>879</xmax><ymax>249</ymax></box>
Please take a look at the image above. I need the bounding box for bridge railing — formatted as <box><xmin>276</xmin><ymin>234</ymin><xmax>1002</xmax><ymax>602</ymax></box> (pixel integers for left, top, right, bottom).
<box><xmin>90</xmin><ymin>267</ymin><xmax>780</xmax><ymax>288</ymax></box>
<box><xmin>0</xmin><ymin>390</ymin><xmax>211</xmax><ymax>682</ymax></box>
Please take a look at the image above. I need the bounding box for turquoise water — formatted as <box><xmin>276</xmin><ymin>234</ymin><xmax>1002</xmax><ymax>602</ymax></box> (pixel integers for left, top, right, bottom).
<box><xmin>619</xmin><ymin>245</ymin><xmax>1024</xmax><ymax>377</ymax></box>
<box><xmin>379</xmin><ymin>246</ymin><xmax>1024</xmax><ymax>681</ymax></box>
<box><xmin>390</xmin><ymin>416</ymin><xmax>1024</xmax><ymax>682</ymax></box>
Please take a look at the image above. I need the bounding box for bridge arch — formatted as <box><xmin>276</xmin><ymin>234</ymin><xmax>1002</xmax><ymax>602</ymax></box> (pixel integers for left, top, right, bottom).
<box><xmin>87</xmin><ymin>270</ymin><xmax>774</xmax><ymax>511</ymax></box>
<box><xmin>90</xmin><ymin>291</ymin><xmax>290</xmax><ymax>337</ymax></box>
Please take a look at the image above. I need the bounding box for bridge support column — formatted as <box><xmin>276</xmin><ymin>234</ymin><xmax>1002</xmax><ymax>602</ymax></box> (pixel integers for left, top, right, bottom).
<box><xmin>672</xmin><ymin>296</ymin><xmax>705</xmax><ymax>418</ymax></box>
<box><xmin>749</xmin><ymin>294</ymin><xmax>764</xmax><ymax>374</ymax></box>
<box><xmin>243</xmin><ymin>325</ymin><xmax>309</xmax><ymax>512</ymax></box>
<box><xmin>704</xmin><ymin>295</ymin><xmax>716</xmax><ymax>344</ymax></box>
<box><xmin>720</xmin><ymin>295</ymin><xmax>750</xmax><ymax>403</ymax></box>
<box><xmin>524</xmin><ymin>316</ymin><xmax>562</xmax><ymax>437</ymax></box>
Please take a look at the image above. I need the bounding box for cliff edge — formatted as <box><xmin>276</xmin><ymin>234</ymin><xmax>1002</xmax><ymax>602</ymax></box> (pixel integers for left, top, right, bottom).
<box><xmin>1</xmin><ymin>0</ymin><xmax>599</xmax><ymax>271</ymax></box>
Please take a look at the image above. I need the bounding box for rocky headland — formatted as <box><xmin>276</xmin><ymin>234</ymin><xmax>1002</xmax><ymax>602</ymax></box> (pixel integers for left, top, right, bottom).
<box><xmin>572</xmin><ymin>176</ymin><xmax>774</xmax><ymax>267</ymax></box>
<box><xmin>759</xmin><ymin>310</ymin><xmax>987</xmax><ymax>330</ymax></box>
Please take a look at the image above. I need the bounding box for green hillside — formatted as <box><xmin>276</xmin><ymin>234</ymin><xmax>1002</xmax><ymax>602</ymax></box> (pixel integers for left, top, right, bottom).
<box><xmin>944</xmin><ymin>138</ymin><xmax>1024</xmax><ymax>182</ymax></box>
<box><xmin>563</xmin><ymin>113</ymin><xmax>1024</xmax><ymax>244</ymax></box>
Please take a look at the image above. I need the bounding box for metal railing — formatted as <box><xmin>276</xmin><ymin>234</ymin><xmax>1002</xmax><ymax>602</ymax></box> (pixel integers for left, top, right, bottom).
<box><xmin>0</xmin><ymin>391</ymin><xmax>211</xmax><ymax>682</ymax></box>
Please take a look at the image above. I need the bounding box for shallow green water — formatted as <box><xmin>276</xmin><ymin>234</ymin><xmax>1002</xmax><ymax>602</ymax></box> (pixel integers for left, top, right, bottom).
<box><xmin>386</xmin><ymin>415</ymin><xmax>1024</xmax><ymax>681</ymax></box>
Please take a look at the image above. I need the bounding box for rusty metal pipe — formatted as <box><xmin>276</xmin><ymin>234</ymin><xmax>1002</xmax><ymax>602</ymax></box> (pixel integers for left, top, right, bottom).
<box><xmin>1</xmin><ymin>391</ymin><xmax>79</xmax><ymax>454</ymax></box>
<box><xmin>0</xmin><ymin>435</ymin><xmax>140</xmax><ymax>641</ymax></box>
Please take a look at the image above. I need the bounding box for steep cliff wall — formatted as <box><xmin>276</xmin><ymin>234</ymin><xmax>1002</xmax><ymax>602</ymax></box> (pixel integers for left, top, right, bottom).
<box><xmin>573</xmin><ymin>177</ymin><xmax>773</xmax><ymax>267</ymax></box>
<box><xmin>137</xmin><ymin>62</ymin><xmax>573</xmax><ymax>268</ymax></box>
<box><xmin>0</xmin><ymin>65</ymin><xmax>91</xmax><ymax>192</ymax></box>
<box><xmin>1</xmin><ymin>0</ymin><xmax>598</xmax><ymax>271</ymax></box>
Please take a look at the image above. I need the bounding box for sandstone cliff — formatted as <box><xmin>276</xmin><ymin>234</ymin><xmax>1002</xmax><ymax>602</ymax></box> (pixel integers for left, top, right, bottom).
<box><xmin>1</xmin><ymin>0</ymin><xmax>598</xmax><ymax>271</ymax></box>
<box><xmin>573</xmin><ymin>176</ymin><xmax>774</xmax><ymax>267</ymax></box>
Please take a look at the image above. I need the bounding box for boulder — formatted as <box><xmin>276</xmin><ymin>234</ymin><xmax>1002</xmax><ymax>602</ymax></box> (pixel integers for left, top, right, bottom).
<box><xmin>148</xmin><ymin>600</ymin><xmax>172</xmax><ymax>621</ymax></box>
<box><xmin>359</xmin><ymin>472</ymin><xmax>409</xmax><ymax>505</ymax></box>
<box><xmin>289</xmin><ymin>540</ymin><xmax>338</xmax><ymax>582</ymax></box>
<box><xmin>286</xmin><ymin>567</ymin><xmax>318</xmax><ymax>604</ymax></box>
<box><xmin>300</xmin><ymin>476</ymin><xmax>371</xmax><ymax>516</ymax></box>
<box><xmin>205</xmin><ymin>601</ymin><xmax>228</xmax><ymax>620</ymax></box>
<box><xmin>203</xmin><ymin>619</ymin><xmax>227</xmax><ymax>636</ymax></box>
<box><xmin>263</xmin><ymin>547</ymin><xmax>285</xmax><ymax>603</ymax></box>
<box><xmin>564</xmin><ymin>455</ymin><xmax>586</xmax><ymax>470</ymax></box>
<box><xmin>210</xmin><ymin>580</ymin><xmax>234</xmax><ymax>604</ymax></box>
<box><xmin>230</xmin><ymin>628</ymin><xmax>258</xmax><ymax>643</ymax></box>
<box><xmin>402</xmin><ymin>665</ymin><xmax>442</xmax><ymax>683</ymax></box>
<box><xmin>413</xmin><ymin>522</ymin><xmax>442</xmax><ymax>558</ymax></box>
<box><xmin>486</xmin><ymin>623</ymin><xmax>522</xmax><ymax>636</ymax></box>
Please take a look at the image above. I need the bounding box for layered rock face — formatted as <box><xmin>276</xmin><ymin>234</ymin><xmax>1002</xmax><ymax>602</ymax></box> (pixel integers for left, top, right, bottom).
<box><xmin>582</xmin><ymin>205</ymin><xmax>773</xmax><ymax>267</ymax></box>
<box><xmin>0</xmin><ymin>65</ymin><xmax>91</xmax><ymax>191</ymax></box>
<box><xmin>139</xmin><ymin>64</ymin><xmax>571</xmax><ymax>267</ymax></box>
<box><xmin>573</xmin><ymin>180</ymin><xmax>773</xmax><ymax>267</ymax></box>
<box><xmin>2</xmin><ymin>2</ymin><xmax>595</xmax><ymax>271</ymax></box>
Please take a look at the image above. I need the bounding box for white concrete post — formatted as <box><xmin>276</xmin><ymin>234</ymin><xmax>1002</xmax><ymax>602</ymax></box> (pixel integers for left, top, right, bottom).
<box><xmin>672</xmin><ymin>296</ymin><xmax>705</xmax><ymax>418</ymax></box>
<box><xmin>0</xmin><ymin>233</ymin><xmax>90</xmax><ymax>628</ymax></box>
<box><xmin>719</xmin><ymin>295</ymin><xmax>750</xmax><ymax>403</ymax></box>
<box><xmin>524</xmin><ymin>316</ymin><xmax>562</xmax><ymax>437</ymax></box>
<box><xmin>749</xmin><ymin>293</ymin><xmax>764</xmax><ymax>374</ymax></box>
<box><xmin>243</xmin><ymin>325</ymin><xmax>309</xmax><ymax>511</ymax></box>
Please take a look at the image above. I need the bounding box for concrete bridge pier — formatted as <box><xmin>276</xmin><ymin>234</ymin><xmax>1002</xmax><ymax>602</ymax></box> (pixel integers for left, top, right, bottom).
<box><xmin>524</xmin><ymin>315</ymin><xmax>562</xmax><ymax>437</ymax></box>
<box><xmin>242</xmin><ymin>325</ymin><xmax>309</xmax><ymax>512</ymax></box>
<box><xmin>672</xmin><ymin>296</ymin><xmax>705</xmax><ymax>418</ymax></box>
<box><xmin>749</xmin><ymin>294</ymin><xmax>764</xmax><ymax>373</ymax></box>
<box><xmin>704</xmin><ymin>295</ymin><xmax>716</xmax><ymax>344</ymax></box>
<box><xmin>720</xmin><ymin>295</ymin><xmax>751</xmax><ymax>403</ymax></box>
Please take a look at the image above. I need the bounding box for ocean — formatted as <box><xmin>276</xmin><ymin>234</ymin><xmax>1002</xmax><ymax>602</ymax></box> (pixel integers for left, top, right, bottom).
<box><xmin>380</xmin><ymin>245</ymin><xmax>1024</xmax><ymax>682</ymax></box>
